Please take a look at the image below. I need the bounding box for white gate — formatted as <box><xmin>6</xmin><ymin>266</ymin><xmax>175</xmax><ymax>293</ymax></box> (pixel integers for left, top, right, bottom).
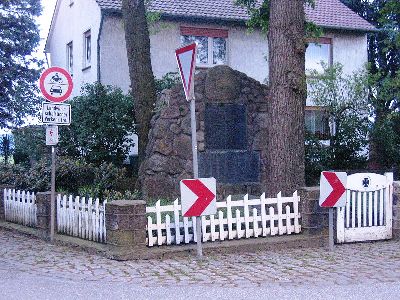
<box><xmin>336</xmin><ymin>172</ymin><xmax>393</xmax><ymax>243</ymax></box>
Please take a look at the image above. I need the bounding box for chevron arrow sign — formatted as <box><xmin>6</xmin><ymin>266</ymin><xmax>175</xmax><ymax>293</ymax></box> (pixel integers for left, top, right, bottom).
<box><xmin>319</xmin><ymin>171</ymin><xmax>347</xmax><ymax>208</ymax></box>
<box><xmin>180</xmin><ymin>178</ymin><xmax>217</xmax><ymax>217</ymax></box>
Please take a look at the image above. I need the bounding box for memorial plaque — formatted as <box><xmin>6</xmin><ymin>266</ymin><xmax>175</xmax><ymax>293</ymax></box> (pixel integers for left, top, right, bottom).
<box><xmin>205</xmin><ymin>104</ymin><xmax>247</xmax><ymax>150</ymax></box>
<box><xmin>199</xmin><ymin>151</ymin><xmax>260</xmax><ymax>184</ymax></box>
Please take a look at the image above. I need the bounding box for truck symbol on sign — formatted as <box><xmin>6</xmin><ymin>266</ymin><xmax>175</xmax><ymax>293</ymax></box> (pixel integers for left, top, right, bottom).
<box><xmin>50</xmin><ymin>85</ymin><xmax>63</xmax><ymax>95</ymax></box>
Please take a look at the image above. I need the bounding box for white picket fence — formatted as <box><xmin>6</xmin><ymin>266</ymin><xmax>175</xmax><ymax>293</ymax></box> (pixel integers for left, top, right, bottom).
<box><xmin>57</xmin><ymin>194</ymin><xmax>107</xmax><ymax>243</ymax></box>
<box><xmin>3</xmin><ymin>189</ymin><xmax>37</xmax><ymax>227</ymax></box>
<box><xmin>146</xmin><ymin>191</ymin><xmax>301</xmax><ymax>247</ymax></box>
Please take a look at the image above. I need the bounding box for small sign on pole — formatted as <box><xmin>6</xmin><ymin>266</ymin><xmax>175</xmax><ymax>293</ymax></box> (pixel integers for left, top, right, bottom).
<box><xmin>319</xmin><ymin>171</ymin><xmax>347</xmax><ymax>251</ymax></box>
<box><xmin>180</xmin><ymin>178</ymin><xmax>217</xmax><ymax>217</ymax></box>
<box><xmin>46</xmin><ymin>125</ymin><xmax>59</xmax><ymax>146</ymax></box>
<box><xmin>39</xmin><ymin>67</ymin><xmax>73</xmax><ymax>103</ymax></box>
<box><xmin>42</xmin><ymin>103</ymin><xmax>71</xmax><ymax>125</ymax></box>
<box><xmin>39</xmin><ymin>67</ymin><xmax>73</xmax><ymax>243</ymax></box>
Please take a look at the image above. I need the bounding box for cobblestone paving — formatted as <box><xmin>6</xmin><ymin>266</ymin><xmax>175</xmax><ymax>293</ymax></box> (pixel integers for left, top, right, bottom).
<box><xmin>1</xmin><ymin>228</ymin><xmax>400</xmax><ymax>288</ymax></box>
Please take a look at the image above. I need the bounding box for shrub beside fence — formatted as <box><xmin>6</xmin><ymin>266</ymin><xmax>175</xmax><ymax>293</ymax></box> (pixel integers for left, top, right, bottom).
<box><xmin>146</xmin><ymin>191</ymin><xmax>301</xmax><ymax>247</ymax></box>
<box><xmin>4</xmin><ymin>189</ymin><xmax>37</xmax><ymax>227</ymax></box>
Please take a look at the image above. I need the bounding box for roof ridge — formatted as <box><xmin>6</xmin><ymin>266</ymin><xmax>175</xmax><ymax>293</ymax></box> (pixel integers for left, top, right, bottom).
<box><xmin>95</xmin><ymin>0</ymin><xmax>375</xmax><ymax>32</ymax></box>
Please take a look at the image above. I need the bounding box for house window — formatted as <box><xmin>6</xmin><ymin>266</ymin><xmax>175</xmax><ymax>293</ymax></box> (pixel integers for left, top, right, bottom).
<box><xmin>66</xmin><ymin>42</ymin><xmax>73</xmax><ymax>75</ymax></box>
<box><xmin>83</xmin><ymin>30</ymin><xmax>91</xmax><ymax>69</ymax></box>
<box><xmin>180</xmin><ymin>27</ymin><xmax>228</xmax><ymax>67</ymax></box>
<box><xmin>305</xmin><ymin>38</ymin><xmax>332</xmax><ymax>73</ymax></box>
<box><xmin>305</xmin><ymin>108</ymin><xmax>331</xmax><ymax>140</ymax></box>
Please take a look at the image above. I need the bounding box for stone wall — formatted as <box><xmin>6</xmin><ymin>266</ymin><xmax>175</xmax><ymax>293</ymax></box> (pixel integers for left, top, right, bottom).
<box><xmin>140</xmin><ymin>66</ymin><xmax>269</xmax><ymax>200</ymax></box>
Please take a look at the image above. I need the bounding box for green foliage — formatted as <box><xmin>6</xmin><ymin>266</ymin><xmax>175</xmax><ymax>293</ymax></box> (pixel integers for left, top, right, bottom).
<box><xmin>154</xmin><ymin>72</ymin><xmax>180</xmax><ymax>95</ymax></box>
<box><xmin>305</xmin><ymin>132</ymin><xmax>330</xmax><ymax>185</ymax></box>
<box><xmin>340</xmin><ymin>1</ymin><xmax>400</xmax><ymax>169</ymax></box>
<box><xmin>0</xmin><ymin>156</ymin><xmax>137</xmax><ymax>199</ymax></box>
<box><xmin>305</xmin><ymin>64</ymin><xmax>370</xmax><ymax>184</ymax></box>
<box><xmin>12</xmin><ymin>125</ymin><xmax>47</xmax><ymax>166</ymax></box>
<box><xmin>59</xmin><ymin>83</ymin><xmax>135</xmax><ymax>166</ymax></box>
<box><xmin>0</xmin><ymin>134</ymin><xmax>13</xmax><ymax>164</ymax></box>
<box><xmin>235</xmin><ymin>0</ymin><xmax>320</xmax><ymax>37</ymax></box>
<box><xmin>0</xmin><ymin>0</ymin><xmax>43</xmax><ymax>128</ymax></box>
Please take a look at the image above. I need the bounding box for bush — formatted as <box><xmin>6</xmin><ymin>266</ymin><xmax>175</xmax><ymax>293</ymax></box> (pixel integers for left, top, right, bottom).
<box><xmin>0</xmin><ymin>157</ymin><xmax>137</xmax><ymax>200</ymax></box>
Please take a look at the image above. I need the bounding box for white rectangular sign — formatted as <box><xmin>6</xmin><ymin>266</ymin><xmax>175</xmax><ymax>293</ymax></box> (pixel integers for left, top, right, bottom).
<box><xmin>41</xmin><ymin>102</ymin><xmax>71</xmax><ymax>125</ymax></box>
<box><xmin>46</xmin><ymin>125</ymin><xmax>59</xmax><ymax>146</ymax></box>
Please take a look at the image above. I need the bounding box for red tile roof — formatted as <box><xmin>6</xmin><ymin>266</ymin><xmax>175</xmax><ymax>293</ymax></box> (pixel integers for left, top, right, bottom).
<box><xmin>96</xmin><ymin>0</ymin><xmax>375</xmax><ymax>32</ymax></box>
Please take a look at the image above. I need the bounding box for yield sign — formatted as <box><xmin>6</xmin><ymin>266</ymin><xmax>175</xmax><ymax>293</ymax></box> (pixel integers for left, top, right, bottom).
<box><xmin>319</xmin><ymin>171</ymin><xmax>347</xmax><ymax>208</ymax></box>
<box><xmin>175</xmin><ymin>43</ymin><xmax>197</xmax><ymax>101</ymax></box>
<box><xmin>180</xmin><ymin>178</ymin><xmax>216</xmax><ymax>217</ymax></box>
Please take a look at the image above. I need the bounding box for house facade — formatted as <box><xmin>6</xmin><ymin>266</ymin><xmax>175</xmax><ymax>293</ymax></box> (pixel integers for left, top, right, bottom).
<box><xmin>45</xmin><ymin>0</ymin><xmax>375</xmax><ymax>140</ymax></box>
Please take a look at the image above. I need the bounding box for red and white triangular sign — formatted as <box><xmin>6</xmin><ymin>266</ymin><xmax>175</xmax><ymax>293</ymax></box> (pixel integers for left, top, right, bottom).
<box><xmin>175</xmin><ymin>43</ymin><xmax>197</xmax><ymax>101</ymax></box>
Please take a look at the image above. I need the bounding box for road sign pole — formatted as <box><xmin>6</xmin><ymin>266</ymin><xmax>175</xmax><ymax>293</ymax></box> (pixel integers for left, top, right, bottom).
<box><xmin>190</xmin><ymin>97</ymin><xmax>203</xmax><ymax>258</ymax></box>
<box><xmin>329</xmin><ymin>208</ymin><xmax>334</xmax><ymax>251</ymax></box>
<box><xmin>50</xmin><ymin>145</ymin><xmax>56</xmax><ymax>242</ymax></box>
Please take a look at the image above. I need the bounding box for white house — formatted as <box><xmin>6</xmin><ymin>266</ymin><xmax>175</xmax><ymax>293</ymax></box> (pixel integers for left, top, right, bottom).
<box><xmin>45</xmin><ymin>0</ymin><xmax>375</xmax><ymax>141</ymax></box>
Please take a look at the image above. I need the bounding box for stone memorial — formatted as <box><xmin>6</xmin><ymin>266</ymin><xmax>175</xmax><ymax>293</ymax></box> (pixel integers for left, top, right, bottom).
<box><xmin>140</xmin><ymin>65</ymin><xmax>269</xmax><ymax>199</ymax></box>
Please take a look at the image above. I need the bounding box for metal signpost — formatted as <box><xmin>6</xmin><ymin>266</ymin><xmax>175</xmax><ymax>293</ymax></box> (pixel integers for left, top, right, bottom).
<box><xmin>319</xmin><ymin>171</ymin><xmax>347</xmax><ymax>251</ymax></box>
<box><xmin>39</xmin><ymin>67</ymin><xmax>73</xmax><ymax>242</ymax></box>
<box><xmin>175</xmin><ymin>43</ymin><xmax>209</xmax><ymax>257</ymax></box>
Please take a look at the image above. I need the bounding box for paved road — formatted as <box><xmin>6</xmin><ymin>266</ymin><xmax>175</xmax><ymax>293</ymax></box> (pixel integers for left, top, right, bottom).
<box><xmin>1</xmin><ymin>228</ymin><xmax>400</xmax><ymax>299</ymax></box>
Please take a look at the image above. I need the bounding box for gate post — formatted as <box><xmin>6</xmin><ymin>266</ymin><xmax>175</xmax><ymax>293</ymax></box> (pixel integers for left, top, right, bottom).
<box><xmin>36</xmin><ymin>192</ymin><xmax>52</xmax><ymax>239</ymax></box>
<box><xmin>298</xmin><ymin>186</ymin><xmax>329</xmax><ymax>235</ymax></box>
<box><xmin>105</xmin><ymin>200</ymin><xmax>147</xmax><ymax>259</ymax></box>
<box><xmin>393</xmin><ymin>181</ymin><xmax>400</xmax><ymax>239</ymax></box>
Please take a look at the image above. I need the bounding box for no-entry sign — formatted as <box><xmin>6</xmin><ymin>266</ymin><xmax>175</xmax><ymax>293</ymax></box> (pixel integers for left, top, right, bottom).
<box><xmin>319</xmin><ymin>171</ymin><xmax>347</xmax><ymax>207</ymax></box>
<box><xmin>180</xmin><ymin>178</ymin><xmax>216</xmax><ymax>217</ymax></box>
<box><xmin>39</xmin><ymin>67</ymin><xmax>73</xmax><ymax>102</ymax></box>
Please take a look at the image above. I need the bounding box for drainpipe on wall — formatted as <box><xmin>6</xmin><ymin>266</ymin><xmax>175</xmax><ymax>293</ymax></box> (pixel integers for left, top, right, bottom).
<box><xmin>97</xmin><ymin>12</ymin><xmax>105</xmax><ymax>83</ymax></box>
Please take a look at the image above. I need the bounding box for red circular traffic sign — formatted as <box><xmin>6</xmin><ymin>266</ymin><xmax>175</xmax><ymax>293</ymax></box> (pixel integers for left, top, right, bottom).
<box><xmin>39</xmin><ymin>67</ymin><xmax>73</xmax><ymax>102</ymax></box>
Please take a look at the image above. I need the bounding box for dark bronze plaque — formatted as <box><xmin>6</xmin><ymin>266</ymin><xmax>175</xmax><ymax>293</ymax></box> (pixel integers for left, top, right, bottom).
<box><xmin>199</xmin><ymin>151</ymin><xmax>260</xmax><ymax>184</ymax></box>
<box><xmin>205</xmin><ymin>104</ymin><xmax>247</xmax><ymax>150</ymax></box>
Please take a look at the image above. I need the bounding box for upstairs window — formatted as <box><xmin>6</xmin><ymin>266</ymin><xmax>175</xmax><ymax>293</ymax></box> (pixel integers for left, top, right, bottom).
<box><xmin>83</xmin><ymin>30</ymin><xmax>91</xmax><ymax>69</ymax></box>
<box><xmin>180</xmin><ymin>27</ymin><xmax>228</xmax><ymax>67</ymax></box>
<box><xmin>66</xmin><ymin>42</ymin><xmax>73</xmax><ymax>75</ymax></box>
<box><xmin>306</xmin><ymin>38</ymin><xmax>332</xmax><ymax>74</ymax></box>
<box><xmin>305</xmin><ymin>108</ymin><xmax>331</xmax><ymax>140</ymax></box>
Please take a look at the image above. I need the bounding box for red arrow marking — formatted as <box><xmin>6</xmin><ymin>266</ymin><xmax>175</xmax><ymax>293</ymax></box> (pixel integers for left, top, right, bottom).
<box><xmin>321</xmin><ymin>172</ymin><xmax>346</xmax><ymax>207</ymax></box>
<box><xmin>183</xmin><ymin>179</ymin><xmax>215</xmax><ymax>217</ymax></box>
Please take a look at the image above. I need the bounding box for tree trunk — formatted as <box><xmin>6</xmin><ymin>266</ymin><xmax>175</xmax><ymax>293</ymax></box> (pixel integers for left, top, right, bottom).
<box><xmin>265</xmin><ymin>0</ymin><xmax>306</xmax><ymax>196</ymax></box>
<box><xmin>121</xmin><ymin>0</ymin><xmax>157</xmax><ymax>170</ymax></box>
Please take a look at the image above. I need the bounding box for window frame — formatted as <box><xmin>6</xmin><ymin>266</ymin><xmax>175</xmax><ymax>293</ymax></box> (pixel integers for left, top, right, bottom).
<box><xmin>83</xmin><ymin>29</ymin><xmax>91</xmax><ymax>70</ymax></box>
<box><xmin>180</xmin><ymin>27</ymin><xmax>228</xmax><ymax>68</ymax></box>
<box><xmin>305</xmin><ymin>106</ymin><xmax>332</xmax><ymax>140</ymax></box>
<box><xmin>66</xmin><ymin>41</ymin><xmax>73</xmax><ymax>75</ymax></box>
<box><xmin>305</xmin><ymin>37</ymin><xmax>333</xmax><ymax>75</ymax></box>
